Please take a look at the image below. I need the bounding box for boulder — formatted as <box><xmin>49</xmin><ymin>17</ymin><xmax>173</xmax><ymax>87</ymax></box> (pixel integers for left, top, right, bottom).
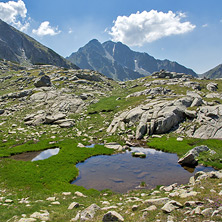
<box><xmin>80</xmin><ymin>204</ymin><xmax>100</xmax><ymax>220</ymax></box>
<box><xmin>207</xmin><ymin>82</ymin><xmax>218</xmax><ymax>92</ymax></box>
<box><xmin>178</xmin><ymin>145</ymin><xmax>209</xmax><ymax>166</ymax></box>
<box><xmin>34</xmin><ymin>75</ymin><xmax>51</xmax><ymax>87</ymax></box>
<box><xmin>144</xmin><ymin>197</ymin><xmax>170</xmax><ymax>206</ymax></box>
<box><xmin>102</xmin><ymin>211</ymin><xmax>124</xmax><ymax>222</ymax></box>
<box><xmin>161</xmin><ymin>200</ymin><xmax>183</xmax><ymax>213</ymax></box>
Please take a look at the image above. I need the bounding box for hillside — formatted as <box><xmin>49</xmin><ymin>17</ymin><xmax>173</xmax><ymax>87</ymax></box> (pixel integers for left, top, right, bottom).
<box><xmin>0</xmin><ymin>19</ymin><xmax>78</xmax><ymax>69</ymax></box>
<box><xmin>1</xmin><ymin>60</ymin><xmax>222</xmax><ymax>221</ymax></box>
<box><xmin>67</xmin><ymin>39</ymin><xmax>197</xmax><ymax>81</ymax></box>
<box><xmin>202</xmin><ymin>64</ymin><xmax>222</xmax><ymax>79</ymax></box>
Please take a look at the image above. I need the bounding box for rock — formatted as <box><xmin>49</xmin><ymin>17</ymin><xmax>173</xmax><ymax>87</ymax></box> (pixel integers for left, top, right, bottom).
<box><xmin>18</xmin><ymin>218</ymin><xmax>37</xmax><ymax>222</ymax></box>
<box><xmin>132</xmin><ymin>205</ymin><xmax>139</xmax><ymax>211</ymax></box>
<box><xmin>51</xmin><ymin>201</ymin><xmax>60</xmax><ymax>205</ymax></box>
<box><xmin>34</xmin><ymin>75</ymin><xmax>51</xmax><ymax>87</ymax></box>
<box><xmin>178</xmin><ymin>145</ymin><xmax>209</xmax><ymax>166</ymax></box>
<box><xmin>162</xmin><ymin>183</ymin><xmax>177</xmax><ymax>192</ymax></box>
<box><xmin>102</xmin><ymin>211</ymin><xmax>124</xmax><ymax>222</ymax></box>
<box><xmin>30</xmin><ymin>210</ymin><xmax>50</xmax><ymax>221</ymax></box>
<box><xmin>46</xmin><ymin>197</ymin><xmax>56</xmax><ymax>201</ymax></box>
<box><xmin>70</xmin><ymin>211</ymin><xmax>81</xmax><ymax>221</ymax></box>
<box><xmin>179</xmin><ymin>191</ymin><xmax>197</xmax><ymax>198</ymax></box>
<box><xmin>105</xmin><ymin>143</ymin><xmax>123</xmax><ymax>151</ymax></box>
<box><xmin>201</xmin><ymin>208</ymin><xmax>214</xmax><ymax>216</ymax></box>
<box><xmin>80</xmin><ymin>204</ymin><xmax>100</xmax><ymax>220</ymax></box>
<box><xmin>75</xmin><ymin>191</ymin><xmax>87</xmax><ymax>197</ymax></box>
<box><xmin>62</xmin><ymin>192</ymin><xmax>71</xmax><ymax>196</ymax></box>
<box><xmin>144</xmin><ymin>197</ymin><xmax>170</xmax><ymax>206</ymax></box>
<box><xmin>4</xmin><ymin>199</ymin><xmax>13</xmax><ymax>203</ymax></box>
<box><xmin>167</xmin><ymin>215</ymin><xmax>174</xmax><ymax>222</ymax></box>
<box><xmin>184</xmin><ymin>201</ymin><xmax>204</xmax><ymax>207</ymax></box>
<box><xmin>208</xmin><ymin>171</ymin><xmax>222</xmax><ymax>179</ymax></box>
<box><xmin>207</xmin><ymin>82</ymin><xmax>218</xmax><ymax>92</ymax></box>
<box><xmin>141</xmin><ymin>205</ymin><xmax>157</xmax><ymax>211</ymax></box>
<box><xmin>59</xmin><ymin>121</ymin><xmax>74</xmax><ymax>128</ymax></box>
<box><xmin>190</xmin><ymin>206</ymin><xmax>202</xmax><ymax>215</ymax></box>
<box><xmin>68</xmin><ymin>202</ymin><xmax>79</xmax><ymax>210</ymax></box>
<box><xmin>184</xmin><ymin>81</ymin><xmax>201</xmax><ymax>90</ymax></box>
<box><xmin>190</xmin><ymin>97</ymin><xmax>203</xmax><ymax>107</ymax></box>
<box><xmin>161</xmin><ymin>200</ymin><xmax>183</xmax><ymax>213</ymax></box>
<box><xmin>185</xmin><ymin>109</ymin><xmax>197</xmax><ymax>118</ymax></box>
<box><xmin>132</xmin><ymin>152</ymin><xmax>146</xmax><ymax>158</ymax></box>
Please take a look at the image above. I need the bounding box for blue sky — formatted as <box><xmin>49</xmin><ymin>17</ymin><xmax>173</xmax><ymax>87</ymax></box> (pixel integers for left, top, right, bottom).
<box><xmin>0</xmin><ymin>0</ymin><xmax>222</xmax><ymax>74</ymax></box>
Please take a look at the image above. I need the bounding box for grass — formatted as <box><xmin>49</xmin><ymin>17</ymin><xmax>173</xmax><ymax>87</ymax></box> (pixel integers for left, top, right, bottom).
<box><xmin>0</xmin><ymin>138</ymin><xmax>114</xmax><ymax>194</ymax></box>
<box><xmin>147</xmin><ymin>136</ymin><xmax>222</xmax><ymax>169</ymax></box>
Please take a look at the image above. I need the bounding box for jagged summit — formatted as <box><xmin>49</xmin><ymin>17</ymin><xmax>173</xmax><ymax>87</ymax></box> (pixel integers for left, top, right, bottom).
<box><xmin>0</xmin><ymin>19</ymin><xmax>78</xmax><ymax>69</ymax></box>
<box><xmin>67</xmin><ymin>39</ymin><xmax>197</xmax><ymax>81</ymax></box>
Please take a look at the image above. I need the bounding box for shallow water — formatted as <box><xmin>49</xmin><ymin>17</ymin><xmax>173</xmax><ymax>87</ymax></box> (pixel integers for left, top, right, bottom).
<box><xmin>72</xmin><ymin>147</ymin><xmax>215</xmax><ymax>193</ymax></box>
<box><xmin>31</xmin><ymin>148</ymin><xmax>60</xmax><ymax>161</ymax></box>
<box><xmin>10</xmin><ymin>148</ymin><xmax>60</xmax><ymax>161</ymax></box>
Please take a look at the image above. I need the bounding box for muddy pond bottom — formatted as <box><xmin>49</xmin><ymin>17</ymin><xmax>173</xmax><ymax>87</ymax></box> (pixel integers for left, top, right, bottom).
<box><xmin>72</xmin><ymin>147</ymin><xmax>215</xmax><ymax>193</ymax></box>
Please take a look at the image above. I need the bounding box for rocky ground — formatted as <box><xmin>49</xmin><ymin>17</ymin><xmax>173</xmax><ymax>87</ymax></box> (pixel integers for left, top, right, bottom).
<box><xmin>1</xmin><ymin>170</ymin><xmax>222</xmax><ymax>221</ymax></box>
<box><xmin>1</xmin><ymin>60</ymin><xmax>222</xmax><ymax>221</ymax></box>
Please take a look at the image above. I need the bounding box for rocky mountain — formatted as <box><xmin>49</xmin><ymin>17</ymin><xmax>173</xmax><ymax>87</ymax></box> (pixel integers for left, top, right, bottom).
<box><xmin>67</xmin><ymin>39</ymin><xmax>197</xmax><ymax>81</ymax></box>
<box><xmin>0</xmin><ymin>19</ymin><xmax>78</xmax><ymax>69</ymax></box>
<box><xmin>202</xmin><ymin>64</ymin><xmax>222</xmax><ymax>79</ymax></box>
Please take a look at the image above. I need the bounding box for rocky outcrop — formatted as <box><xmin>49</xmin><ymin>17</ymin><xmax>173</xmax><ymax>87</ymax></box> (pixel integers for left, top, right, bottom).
<box><xmin>178</xmin><ymin>145</ymin><xmax>209</xmax><ymax>166</ymax></box>
<box><xmin>192</xmin><ymin>104</ymin><xmax>222</xmax><ymax>139</ymax></box>
<box><xmin>107</xmin><ymin>97</ymin><xmax>193</xmax><ymax>139</ymax></box>
<box><xmin>152</xmin><ymin>70</ymin><xmax>193</xmax><ymax>79</ymax></box>
<box><xmin>24</xmin><ymin>111</ymin><xmax>75</xmax><ymax>128</ymax></box>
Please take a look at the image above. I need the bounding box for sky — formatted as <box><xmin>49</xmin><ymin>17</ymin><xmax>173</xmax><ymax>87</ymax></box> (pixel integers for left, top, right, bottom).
<box><xmin>0</xmin><ymin>0</ymin><xmax>222</xmax><ymax>74</ymax></box>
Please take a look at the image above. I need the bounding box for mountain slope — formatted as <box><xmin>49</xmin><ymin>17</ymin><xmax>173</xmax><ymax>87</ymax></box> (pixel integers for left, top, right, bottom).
<box><xmin>0</xmin><ymin>19</ymin><xmax>78</xmax><ymax>69</ymax></box>
<box><xmin>67</xmin><ymin>39</ymin><xmax>197</xmax><ymax>81</ymax></box>
<box><xmin>202</xmin><ymin>64</ymin><xmax>222</xmax><ymax>79</ymax></box>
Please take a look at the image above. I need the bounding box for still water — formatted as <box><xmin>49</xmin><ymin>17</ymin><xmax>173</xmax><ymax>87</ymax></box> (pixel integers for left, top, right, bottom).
<box><xmin>72</xmin><ymin>147</ymin><xmax>215</xmax><ymax>193</ymax></box>
<box><xmin>10</xmin><ymin>148</ymin><xmax>60</xmax><ymax>161</ymax></box>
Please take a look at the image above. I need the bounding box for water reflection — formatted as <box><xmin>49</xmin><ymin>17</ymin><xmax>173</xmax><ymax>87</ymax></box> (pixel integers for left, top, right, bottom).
<box><xmin>31</xmin><ymin>148</ymin><xmax>60</xmax><ymax>161</ymax></box>
<box><xmin>72</xmin><ymin>147</ymin><xmax>215</xmax><ymax>193</ymax></box>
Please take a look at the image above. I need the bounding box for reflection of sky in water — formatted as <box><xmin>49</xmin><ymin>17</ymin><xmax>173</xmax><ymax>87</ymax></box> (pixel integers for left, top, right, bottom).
<box><xmin>31</xmin><ymin>148</ymin><xmax>60</xmax><ymax>161</ymax></box>
<box><xmin>72</xmin><ymin>147</ymin><xmax>215</xmax><ymax>193</ymax></box>
<box><xmin>129</xmin><ymin>147</ymin><xmax>163</xmax><ymax>155</ymax></box>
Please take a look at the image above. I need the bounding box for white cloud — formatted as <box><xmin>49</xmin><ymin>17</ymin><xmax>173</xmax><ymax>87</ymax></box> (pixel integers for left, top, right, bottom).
<box><xmin>32</xmin><ymin>21</ymin><xmax>61</xmax><ymax>37</ymax></box>
<box><xmin>0</xmin><ymin>0</ymin><xmax>29</xmax><ymax>31</ymax></box>
<box><xmin>68</xmin><ymin>28</ymin><xmax>73</xmax><ymax>34</ymax></box>
<box><xmin>202</xmin><ymin>23</ymin><xmax>208</xmax><ymax>28</ymax></box>
<box><xmin>108</xmin><ymin>10</ymin><xmax>196</xmax><ymax>46</ymax></box>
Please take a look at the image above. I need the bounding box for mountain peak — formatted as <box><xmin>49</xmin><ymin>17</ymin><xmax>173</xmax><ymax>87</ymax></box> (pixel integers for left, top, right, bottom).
<box><xmin>0</xmin><ymin>19</ymin><xmax>78</xmax><ymax>69</ymax></box>
<box><xmin>67</xmin><ymin>39</ymin><xmax>197</xmax><ymax>81</ymax></box>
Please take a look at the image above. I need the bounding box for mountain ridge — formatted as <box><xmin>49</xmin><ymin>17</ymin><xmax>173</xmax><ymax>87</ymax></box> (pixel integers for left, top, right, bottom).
<box><xmin>202</xmin><ymin>64</ymin><xmax>222</xmax><ymax>79</ymax></box>
<box><xmin>67</xmin><ymin>39</ymin><xmax>197</xmax><ymax>81</ymax></box>
<box><xmin>0</xmin><ymin>19</ymin><xmax>78</xmax><ymax>69</ymax></box>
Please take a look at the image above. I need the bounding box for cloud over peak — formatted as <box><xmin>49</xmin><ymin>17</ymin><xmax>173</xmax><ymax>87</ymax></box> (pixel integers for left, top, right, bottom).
<box><xmin>32</xmin><ymin>21</ymin><xmax>61</xmax><ymax>37</ymax></box>
<box><xmin>0</xmin><ymin>0</ymin><xmax>29</xmax><ymax>31</ymax></box>
<box><xmin>108</xmin><ymin>10</ymin><xmax>196</xmax><ymax>46</ymax></box>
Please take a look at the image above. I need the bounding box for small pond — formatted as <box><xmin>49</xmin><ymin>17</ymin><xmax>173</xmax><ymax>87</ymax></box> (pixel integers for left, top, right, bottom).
<box><xmin>72</xmin><ymin>147</ymin><xmax>215</xmax><ymax>193</ymax></box>
<box><xmin>10</xmin><ymin>148</ymin><xmax>60</xmax><ymax>161</ymax></box>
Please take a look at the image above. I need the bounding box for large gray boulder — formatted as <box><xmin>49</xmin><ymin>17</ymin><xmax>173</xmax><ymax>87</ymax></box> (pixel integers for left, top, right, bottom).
<box><xmin>34</xmin><ymin>75</ymin><xmax>51</xmax><ymax>87</ymax></box>
<box><xmin>178</xmin><ymin>145</ymin><xmax>209</xmax><ymax>166</ymax></box>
